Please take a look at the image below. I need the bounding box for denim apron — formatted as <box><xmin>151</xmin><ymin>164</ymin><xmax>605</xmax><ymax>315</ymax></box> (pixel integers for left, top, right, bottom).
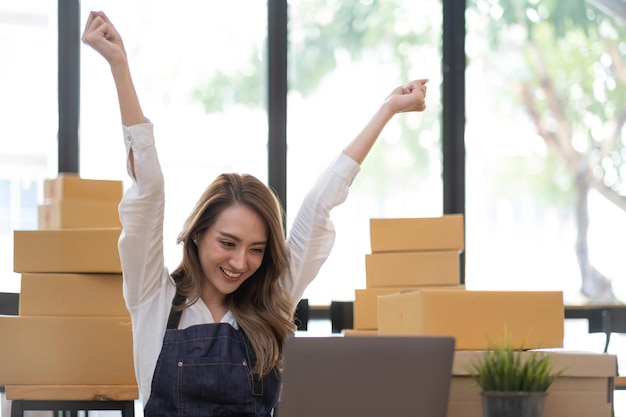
<box><xmin>143</xmin><ymin>292</ymin><xmax>281</xmax><ymax>417</ymax></box>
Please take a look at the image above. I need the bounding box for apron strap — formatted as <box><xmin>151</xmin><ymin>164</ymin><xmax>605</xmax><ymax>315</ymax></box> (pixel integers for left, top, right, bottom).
<box><xmin>166</xmin><ymin>291</ymin><xmax>187</xmax><ymax>330</ymax></box>
<box><xmin>166</xmin><ymin>272</ymin><xmax>187</xmax><ymax>330</ymax></box>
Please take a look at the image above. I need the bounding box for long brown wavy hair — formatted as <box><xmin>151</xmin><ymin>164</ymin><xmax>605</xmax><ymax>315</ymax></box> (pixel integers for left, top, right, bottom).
<box><xmin>172</xmin><ymin>173</ymin><xmax>297</xmax><ymax>376</ymax></box>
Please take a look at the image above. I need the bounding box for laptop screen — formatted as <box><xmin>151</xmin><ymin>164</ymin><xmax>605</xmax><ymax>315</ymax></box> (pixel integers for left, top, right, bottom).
<box><xmin>276</xmin><ymin>335</ymin><xmax>455</xmax><ymax>417</ymax></box>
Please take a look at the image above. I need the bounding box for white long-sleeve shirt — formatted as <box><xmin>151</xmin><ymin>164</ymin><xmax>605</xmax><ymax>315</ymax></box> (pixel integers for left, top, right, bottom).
<box><xmin>117</xmin><ymin>123</ymin><xmax>361</xmax><ymax>404</ymax></box>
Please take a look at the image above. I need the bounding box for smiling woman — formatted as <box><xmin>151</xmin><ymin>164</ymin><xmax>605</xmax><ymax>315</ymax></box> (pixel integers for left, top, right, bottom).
<box><xmin>175</xmin><ymin>175</ymin><xmax>280</xmax><ymax>324</ymax></box>
<box><xmin>81</xmin><ymin>5</ymin><xmax>428</xmax><ymax>414</ymax></box>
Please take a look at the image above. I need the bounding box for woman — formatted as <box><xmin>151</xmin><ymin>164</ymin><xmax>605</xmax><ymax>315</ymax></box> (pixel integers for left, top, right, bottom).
<box><xmin>82</xmin><ymin>10</ymin><xmax>427</xmax><ymax>417</ymax></box>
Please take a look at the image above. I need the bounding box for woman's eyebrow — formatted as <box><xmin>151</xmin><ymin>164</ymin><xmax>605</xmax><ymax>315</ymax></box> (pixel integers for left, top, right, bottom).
<box><xmin>218</xmin><ymin>231</ymin><xmax>267</xmax><ymax>246</ymax></box>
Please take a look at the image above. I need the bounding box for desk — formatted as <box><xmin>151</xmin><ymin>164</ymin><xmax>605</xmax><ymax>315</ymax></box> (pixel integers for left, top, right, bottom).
<box><xmin>565</xmin><ymin>304</ymin><xmax>626</xmax><ymax>352</ymax></box>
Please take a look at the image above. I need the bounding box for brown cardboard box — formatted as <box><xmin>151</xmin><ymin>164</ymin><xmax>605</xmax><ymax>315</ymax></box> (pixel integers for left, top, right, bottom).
<box><xmin>369</xmin><ymin>214</ymin><xmax>464</xmax><ymax>253</ymax></box>
<box><xmin>38</xmin><ymin>199</ymin><xmax>121</xmax><ymax>229</ymax></box>
<box><xmin>449</xmin><ymin>350</ymin><xmax>617</xmax><ymax>417</ymax></box>
<box><xmin>377</xmin><ymin>289</ymin><xmax>564</xmax><ymax>349</ymax></box>
<box><xmin>13</xmin><ymin>228</ymin><xmax>122</xmax><ymax>273</ymax></box>
<box><xmin>365</xmin><ymin>251</ymin><xmax>461</xmax><ymax>288</ymax></box>
<box><xmin>354</xmin><ymin>287</ymin><xmax>415</xmax><ymax>330</ymax></box>
<box><xmin>44</xmin><ymin>174</ymin><xmax>123</xmax><ymax>202</ymax></box>
<box><xmin>19</xmin><ymin>273</ymin><xmax>128</xmax><ymax>317</ymax></box>
<box><xmin>354</xmin><ymin>286</ymin><xmax>465</xmax><ymax>330</ymax></box>
<box><xmin>0</xmin><ymin>316</ymin><xmax>135</xmax><ymax>385</ymax></box>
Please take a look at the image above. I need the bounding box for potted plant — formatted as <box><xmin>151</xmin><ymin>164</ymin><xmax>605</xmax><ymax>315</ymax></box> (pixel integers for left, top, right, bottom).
<box><xmin>467</xmin><ymin>341</ymin><xmax>564</xmax><ymax>417</ymax></box>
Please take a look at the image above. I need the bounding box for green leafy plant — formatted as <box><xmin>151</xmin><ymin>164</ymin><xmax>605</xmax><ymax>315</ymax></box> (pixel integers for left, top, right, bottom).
<box><xmin>467</xmin><ymin>342</ymin><xmax>565</xmax><ymax>392</ymax></box>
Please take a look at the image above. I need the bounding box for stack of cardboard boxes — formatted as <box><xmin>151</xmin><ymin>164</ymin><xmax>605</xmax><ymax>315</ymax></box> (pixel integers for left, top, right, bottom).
<box><xmin>350</xmin><ymin>214</ymin><xmax>465</xmax><ymax>334</ymax></box>
<box><xmin>347</xmin><ymin>213</ymin><xmax>617</xmax><ymax>417</ymax></box>
<box><xmin>0</xmin><ymin>174</ymin><xmax>137</xmax><ymax>401</ymax></box>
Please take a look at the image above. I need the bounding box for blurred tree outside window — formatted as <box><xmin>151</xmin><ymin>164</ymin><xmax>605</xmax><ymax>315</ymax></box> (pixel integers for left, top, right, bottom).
<box><xmin>466</xmin><ymin>0</ymin><xmax>626</xmax><ymax>303</ymax></box>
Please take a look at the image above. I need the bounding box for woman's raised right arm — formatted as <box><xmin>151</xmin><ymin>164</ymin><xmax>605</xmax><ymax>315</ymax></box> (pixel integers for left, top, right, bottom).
<box><xmin>82</xmin><ymin>11</ymin><xmax>169</xmax><ymax>308</ymax></box>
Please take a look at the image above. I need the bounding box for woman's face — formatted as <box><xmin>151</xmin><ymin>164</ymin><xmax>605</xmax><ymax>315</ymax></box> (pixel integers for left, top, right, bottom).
<box><xmin>196</xmin><ymin>204</ymin><xmax>268</xmax><ymax>300</ymax></box>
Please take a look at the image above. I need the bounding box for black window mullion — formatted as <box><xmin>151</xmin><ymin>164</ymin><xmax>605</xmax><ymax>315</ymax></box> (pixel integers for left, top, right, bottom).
<box><xmin>267</xmin><ymin>0</ymin><xmax>288</xmax><ymax>217</ymax></box>
<box><xmin>442</xmin><ymin>0</ymin><xmax>466</xmax><ymax>283</ymax></box>
<box><xmin>58</xmin><ymin>0</ymin><xmax>80</xmax><ymax>174</ymax></box>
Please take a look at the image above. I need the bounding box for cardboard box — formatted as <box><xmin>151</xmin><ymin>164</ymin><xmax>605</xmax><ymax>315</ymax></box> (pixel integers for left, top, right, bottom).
<box><xmin>354</xmin><ymin>286</ymin><xmax>465</xmax><ymax>330</ymax></box>
<box><xmin>38</xmin><ymin>199</ymin><xmax>121</xmax><ymax>229</ymax></box>
<box><xmin>0</xmin><ymin>316</ymin><xmax>135</xmax><ymax>385</ymax></box>
<box><xmin>377</xmin><ymin>289</ymin><xmax>564</xmax><ymax>349</ymax></box>
<box><xmin>354</xmin><ymin>287</ymin><xmax>415</xmax><ymax>330</ymax></box>
<box><xmin>13</xmin><ymin>228</ymin><xmax>122</xmax><ymax>273</ymax></box>
<box><xmin>369</xmin><ymin>214</ymin><xmax>464</xmax><ymax>253</ymax></box>
<box><xmin>449</xmin><ymin>350</ymin><xmax>617</xmax><ymax>417</ymax></box>
<box><xmin>19</xmin><ymin>273</ymin><xmax>128</xmax><ymax>317</ymax></box>
<box><xmin>365</xmin><ymin>251</ymin><xmax>461</xmax><ymax>288</ymax></box>
<box><xmin>44</xmin><ymin>174</ymin><xmax>123</xmax><ymax>202</ymax></box>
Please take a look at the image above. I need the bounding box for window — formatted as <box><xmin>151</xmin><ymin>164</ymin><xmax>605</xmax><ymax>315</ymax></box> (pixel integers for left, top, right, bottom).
<box><xmin>0</xmin><ymin>1</ymin><xmax>57</xmax><ymax>293</ymax></box>
<box><xmin>465</xmin><ymin>2</ymin><xmax>626</xmax><ymax>399</ymax></box>
<box><xmin>80</xmin><ymin>0</ymin><xmax>268</xmax><ymax>271</ymax></box>
<box><xmin>287</xmin><ymin>0</ymin><xmax>444</xmax><ymax>304</ymax></box>
<box><xmin>465</xmin><ymin>1</ymin><xmax>626</xmax><ymax>303</ymax></box>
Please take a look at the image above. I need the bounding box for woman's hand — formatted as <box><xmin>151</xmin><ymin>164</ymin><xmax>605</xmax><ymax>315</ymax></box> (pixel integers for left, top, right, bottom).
<box><xmin>385</xmin><ymin>79</ymin><xmax>428</xmax><ymax>114</ymax></box>
<box><xmin>82</xmin><ymin>11</ymin><xmax>127</xmax><ymax>66</ymax></box>
<box><xmin>82</xmin><ymin>10</ymin><xmax>145</xmax><ymax>127</ymax></box>
<box><xmin>342</xmin><ymin>78</ymin><xmax>429</xmax><ymax>164</ymax></box>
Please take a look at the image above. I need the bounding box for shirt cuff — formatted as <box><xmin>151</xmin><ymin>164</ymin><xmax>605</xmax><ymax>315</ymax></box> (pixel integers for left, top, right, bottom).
<box><xmin>122</xmin><ymin>123</ymin><xmax>155</xmax><ymax>152</ymax></box>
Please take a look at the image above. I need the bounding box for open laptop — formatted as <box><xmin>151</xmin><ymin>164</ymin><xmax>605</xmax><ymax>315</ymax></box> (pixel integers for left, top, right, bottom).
<box><xmin>276</xmin><ymin>335</ymin><xmax>455</xmax><ymax>417</ymax></box>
